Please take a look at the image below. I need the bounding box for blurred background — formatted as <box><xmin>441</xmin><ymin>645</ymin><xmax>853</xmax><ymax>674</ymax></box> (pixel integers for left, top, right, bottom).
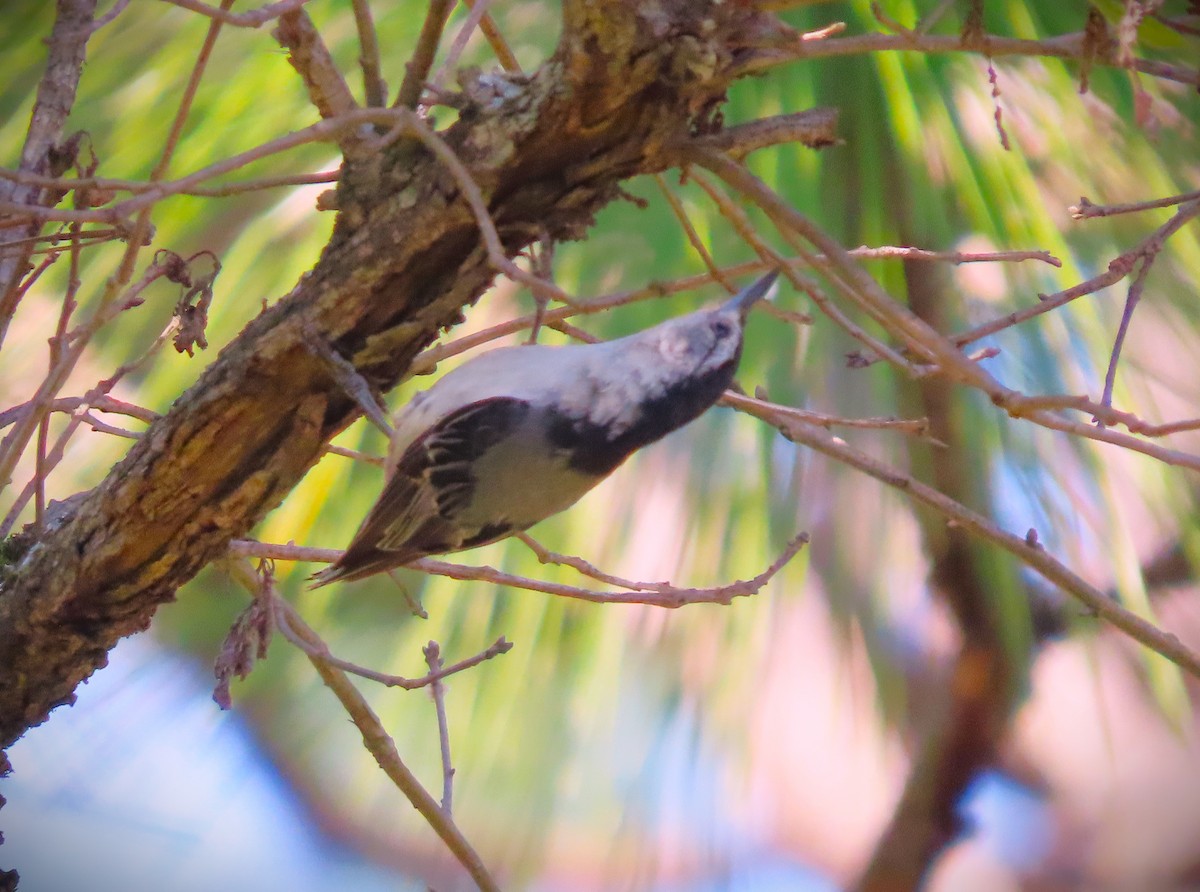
<box><xmin>3</xmin><ymin>1</ymin><xmax>1200</xmax><ymax>890</ymax></box>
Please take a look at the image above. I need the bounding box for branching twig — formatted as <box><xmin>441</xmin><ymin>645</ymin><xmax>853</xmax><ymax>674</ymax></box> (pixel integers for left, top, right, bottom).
<box><xmin>955</xmin><ymin>198</ymin><xmax>1200</xmax><ymax>348</ymax></box>
<box><xmin>748</xmin><ymin>407</ymin><xmax>1200</xmax><ymax>678</ymax></box>
<box><xmin>424</xmin><ymin>641</ymin><xmax>455</xmax><ymax>814</ymax></box>
<box><xmin>516</xmin><ymin>532</ymin><xmax>673</xmax><ymax>592</ymax></box>
<box><xmin>463</xmin><ymin>0</ymin><xmax>521</xmax><ymax>72</ymax></box>
<box><xmin>267</xmin><ymin>596</ymin><xmax>501</xmax><ymax>891</ymax></box>
<box><xmin>232</xmin><ymin>535</ymin><xmax>808</xmax><ymax>608</ymax></box>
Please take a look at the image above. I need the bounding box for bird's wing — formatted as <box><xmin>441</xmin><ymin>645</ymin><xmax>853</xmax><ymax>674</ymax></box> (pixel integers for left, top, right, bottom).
<box><xmin>325</xmin><ymin>397</ymin><xmax>533</xmax><ymax>581</ymax></box>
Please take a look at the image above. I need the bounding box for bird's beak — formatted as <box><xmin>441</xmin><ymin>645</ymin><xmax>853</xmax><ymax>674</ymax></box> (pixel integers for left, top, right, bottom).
<box><xmin>724</xmin><ymin>270</ymin><xmax>779</xmax><ymax>317</ymax></box>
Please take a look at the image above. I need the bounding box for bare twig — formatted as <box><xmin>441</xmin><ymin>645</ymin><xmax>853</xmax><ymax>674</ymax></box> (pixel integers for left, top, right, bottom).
<box><xmin>735</xmin><ymin>28</ymin><xmax>1200</xmax><ymax>89</ymax></box>
<box><xmin>267</xmin><ymin>596</ymin><xmax>501</xmax><ymax>891</ymax></box>
<box><xmin>89</xmin><ymin>0</ymin><xmax>131</xmax><ymax>32</ymax></box>
<box><xmin>158</xmin><ymin>0</ymin><xmax>310</xmax><ymax>28</ymax></box>
<box><xmin>955</xmin><ymin>197</ymin><xmax>1200</xmax><ymax>348</ymax></box>
<box><xmin>394</xmin><ymin>0</ymin><xmax>454</xmax><ymax>110</ymax></box>
<box><xmin>1071</xmin><ymin>188</ymin><xmax>1200</xmax><ymax>219</ymax></box>
<box><xmin>723</xmin><ymin>391</ymin><xmax>944</xmax><ymax>445</ymax></box>
<box><xmin>429</xmin><ymin>0</ymin><xmax>496</xmax><ymax>94</ymax></box>
<box><xmin>516</xmin><ymin>532</ymin><xmax>673</xmax><ymax>592</ymax></box>
<box><xmin>424</xmin><ymin>641</ymin><xmax>455</xmax><ymax>814</ymax></box>
<box><xmin>349</xmin><ymin>0</ymin><xmax>387</xmax><ymax>108</ymax></box>
<box><xmin>274</xmin><ymin>606</ymin><xmax>511</xmax><ymax>690</ymax></box>
<box><xmin>752</xmin><ymin>408</ymin><xmax>1200</xmax><ymax>678</ymax></box>
<box><xmin>231</xmin><ymin>535</ymin><xmax>808</xmax><ymax>607</ymax></box>
<box><xmin>463</xmin><ymin>0</ymin><xmax>521</xmax><ymax>72</ymax></box>
<box><xmin>1098</xmin><ymin>252</ymin><xmax>1153</xmax><ymax>417</ymax></box>
<box><xmin>690</xmin><ymin>168</ymin><xmax>918</xmax><ymax>371</ymax></box>
<box><xmin>654</xmin><ymin>173</ymin><xmax>736</xmax><ymax>293</ymax></box>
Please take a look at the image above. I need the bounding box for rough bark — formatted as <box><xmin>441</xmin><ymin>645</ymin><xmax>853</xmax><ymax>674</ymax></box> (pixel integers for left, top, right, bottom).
<box><xmin>0</xmin><ymin>1</ymin><xmax>782</xmax><ymax>748</ymax></box>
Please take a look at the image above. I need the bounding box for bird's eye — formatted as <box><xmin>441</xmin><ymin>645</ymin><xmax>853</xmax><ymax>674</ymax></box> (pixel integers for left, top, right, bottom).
<box><xmin>713</xmin><ymin>318</ymin><xmax>734</xmax><ymax>339</ymax></box>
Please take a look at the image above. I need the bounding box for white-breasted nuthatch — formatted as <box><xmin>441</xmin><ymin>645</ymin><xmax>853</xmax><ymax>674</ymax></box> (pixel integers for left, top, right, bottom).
<box><xmin>310</xmin><ymin>270</ymin><xmax>778</xmax><ymax>586</ymax></box>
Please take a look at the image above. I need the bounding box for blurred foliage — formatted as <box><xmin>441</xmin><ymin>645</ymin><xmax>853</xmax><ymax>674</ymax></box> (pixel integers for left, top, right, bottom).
<box><xmin>3</xmin><ymin>0</ymin><xmax>1200</xmax><ymax>884</ymax></box>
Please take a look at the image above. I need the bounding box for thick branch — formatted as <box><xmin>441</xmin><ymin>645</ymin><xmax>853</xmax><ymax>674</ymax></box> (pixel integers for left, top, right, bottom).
<box><xmin>0</xmin><ymin>0</ymin><xmax>785</xmax><ymax>748</ymax></box>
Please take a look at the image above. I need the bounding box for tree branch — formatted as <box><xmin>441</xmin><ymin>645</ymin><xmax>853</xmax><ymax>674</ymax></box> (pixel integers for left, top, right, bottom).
<box><xmin>0</xmin><ymin>0</ymin><xmax>793</xmax><ymax>749</ymax></box>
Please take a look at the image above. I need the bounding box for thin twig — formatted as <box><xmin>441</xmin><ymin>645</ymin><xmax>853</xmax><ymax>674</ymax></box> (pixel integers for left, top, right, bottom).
<box><xmin>1098</xmin><ymin>252</ymin><xmax>1153</xmax><ymax>417</ymax></box>
<box><xmin>424</xmin><ymin>641</ymin><xmax>455</xmax><ymax>814</ymax></box>
<box><xmin>429</xmin><ymin>0</ymin><xmax>495</xmax><ymax>94</ymax></box>
<box><xmin>723</xmin><ymin>391</ymin><xmax>944</xmax><ymax>445</ymax></box>
<box><xmin>694</xmin><ymin>150</ymin><xmax>1200</xmax><ymax>472</ymax></box>
<box><xmin>158</xmin><ymin>0</ymin><xmax>311</xmax><ymax>28</ymax></box>
<box><xmin>690</xmin><ymin>168</ymin><xmax>917</xmax><ymax>371</ymax></box>
<box><xmin>268</xmin><ymin>596</ymin><xmax>502</xmax><ymax>891</ymax></box>
<box><xmin>394</xmin><ymin>0</ymin><xmax>453</xmax><ymax>109</ymax></box>
<box><xmin>516</xmin><ymin>532</ymin><xmax>673</xmax><ymax>592</ymax></box>
<box><xmin>1071</xmin><ymin>188</ymin><xmax>1200</xmax><ymax>219</ymax></box>
<box><xmin>349</xmin><ymin>0</ymin><xmax>387</xmax><ymax>108</ymax></box>
<box><xmin>0</xmin><ymin>0</ymin><xmax>97</xmax><ymax>349</ymax></box>
<box><xmin>463</xmin><ymin>0</ymin><xmax>521</xmax><ymax>72</ymax></box>
<box><xmin>233</xmin><ymin>536</ymin><xmax>809</xmax><ymax>607</ymax></box>
<box><xmin>654</xmin><ymin>173</ymin><xmax>736</xmax><ymax>293</ymax></box>
<box><xmin>750</xmin><ymin>407</ymin><xmax>1200</xmax><ymax>679</ymax></box>
<box><xmin>954</xmin><ymin>198</ymin><xmax>1200</xmax><ymax>347</ymax></box>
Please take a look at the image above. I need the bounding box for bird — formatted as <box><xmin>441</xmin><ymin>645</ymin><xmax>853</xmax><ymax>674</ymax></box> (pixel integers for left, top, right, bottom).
<box><xmin>310</xmin><ymin>270</ymin><xmax>778</xmax><ymax>587</ymax></box>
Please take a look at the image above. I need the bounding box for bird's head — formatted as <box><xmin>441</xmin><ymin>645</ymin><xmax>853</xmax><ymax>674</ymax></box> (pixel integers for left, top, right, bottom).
<box><xmin>650</xmin><ymin>269</ymin><xmax>777</xmax><ymax>377</ymax></box>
